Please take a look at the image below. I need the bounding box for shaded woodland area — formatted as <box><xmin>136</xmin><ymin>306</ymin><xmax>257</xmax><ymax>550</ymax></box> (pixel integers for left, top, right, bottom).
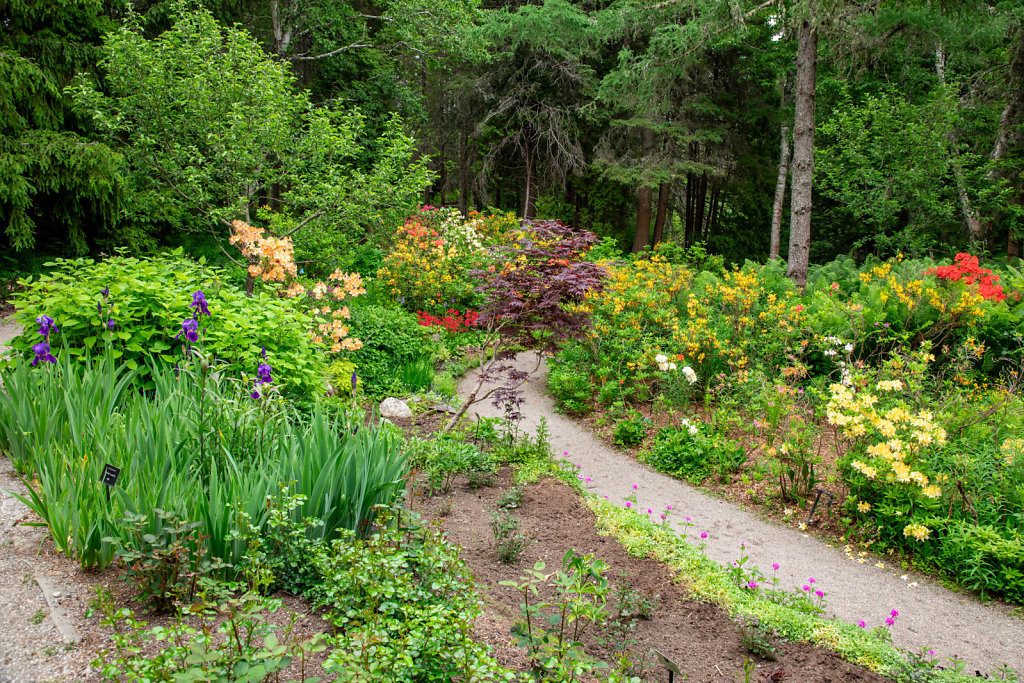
<box><xmin>3</xmin><ymin>0</ymin><xmax>1023</xmax><ymax>282</ymax></box>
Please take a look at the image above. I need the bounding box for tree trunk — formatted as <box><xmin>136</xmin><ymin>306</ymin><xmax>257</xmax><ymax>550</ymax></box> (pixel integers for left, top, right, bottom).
<box><xmin>935</xmin><ymin>44</ymin><xmax>984</xmax><ymax>244</ymax></box>
<box><xmin>652</xmin><ymin>182</ymin><xmax>670</xmax><ymax>245</ymax></box>
<box><xmin>632</xmin><ymin>128</ymin><xmax>656</xmax><ymax>252</ymax></box>
<box><xmin>522</xmin><ymin>136</ymin><xmax>537</xmax><ymax>220</ymax></box>
<box><xmin>695</xmin><ymin>174</ymin><xmax>708</xmax><ymax>240</ymax></box>
<box><xmin>989</xmin><ymin>29</ymin><xmax>1024</xmax><ymax>261</ymax></box>
<box><xmin>685</xmin><ymin>173</ymin><xmax>695</xmax><ymax>247</ymax></box>
<box><xmin>787</xmin><ymin>10</ymin><xmax>817</xmax><ymax>289</ymax></box>
<box><xmin>770</xmin><ymin>124</ymin><xmax>791</xmax><ymax>259</ymax></box>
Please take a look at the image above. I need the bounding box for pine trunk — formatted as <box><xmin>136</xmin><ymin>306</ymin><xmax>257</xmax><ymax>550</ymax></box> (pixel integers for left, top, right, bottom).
<box><xmin>787</xmin><ymin>13</ymin><xmax>817</xmax><ymax>289</ymax></box>
<box><xmin>631</xmin><ymin>128</ymin><xmax>655</xmax><ymax>252</ymax></box>
<box><xmin>522</xmin><ymin>137</ymin><xmax>537</xmax><ymax>220</ymax></box>
<box><xmin>652</xmin><ymin>182</ymin><xmax>670</xmax><ymax>245</ymax></box>
<box><xmin>770</xmin><ymin>124</ymin><xmax>790</xmax><ymax>260</ymax></box>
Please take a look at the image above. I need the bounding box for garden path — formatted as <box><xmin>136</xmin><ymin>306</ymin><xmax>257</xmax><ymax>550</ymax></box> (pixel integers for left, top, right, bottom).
<box><xmin>458</xmin><ymin>353</ymin><xmax>1024</xmax><ymax>675</ymax></box>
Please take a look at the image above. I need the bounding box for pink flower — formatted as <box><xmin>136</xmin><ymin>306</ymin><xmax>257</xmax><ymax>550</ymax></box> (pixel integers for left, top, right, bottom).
<box><xmin>685</xmin><ymin>516</ymin><xmax>691</xmax><ymax>522</ymax></box>
<box><xmin>585</xmin><ymin>477</ymin><xmax>592</xmax><ymax>483</ymax></box>
<box><xmin>772</xmin><ymin>563</ymin><xmax>780</xmax><ymax>571</ymax></box>
<box><xmin>815</xmin><ymin>590</ymin><xmax>824</xmax><ymax>598</ymax></box>
<box><xmin>625</xmin><ymin>502</ymin><xmax>631</xmax><ymax>508</ymax></box>
<box><xmin>647</xmin><ymin>508</ymin><xmax>653</xmax><ymax>514</ymax></box>
<box><xmin>666</xmin><ymin>505</ymin><xmax>672</xmax><ymax>510</ymax></box>
<box><xmin>632</xmin><ymin>484</ymin><xmax>638</xmax><ymax>490</ymax></box>
<box><xmin>885</xmin><ymin>617</ymin><xmax>895</xmax><ymax>626</ymax></box>
<box><xmin>858</xmin><ymin>620</ymin><xmax>866</xmax><ymax>628</ymax></box>
<box><xmin>808</xmin><ymin>577</ymin><xmax>816</xmax><ymax>584</ymax></box>
<box><xmin>700</xmin><ymin>532</ymin><xmax>708</xmax><ymax>539</ymax></box>
<box><xmin>802</xmin><ymin>585</ymin><xmax>810</xmax><ymax>592</ymax></box>
<box><xmin>890</xmin><ymin>609</ymin><xmax>899</xmax><ymax>618</ymax></box>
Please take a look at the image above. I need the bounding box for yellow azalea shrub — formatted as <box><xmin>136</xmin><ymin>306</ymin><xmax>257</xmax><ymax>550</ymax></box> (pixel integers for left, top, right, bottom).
<box><xmin>577</xmin><ymin>254</ymin><xmax>805</xmax><ymax>399</ymax></box>
<box><xmin>827</xmin><ymin>347</ymin><xmax>949</xmax><ymax>543</ymax></box>
<box><xmin>376</xmin><ymin>207</ymin><xmax>517</xmax><ymax>310</ymax></box>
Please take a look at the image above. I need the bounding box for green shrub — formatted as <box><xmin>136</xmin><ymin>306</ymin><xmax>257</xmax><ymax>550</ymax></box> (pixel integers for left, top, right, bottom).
<box><xmin>312</xmin><ymin>519</ymin><xmax>511</xmax><ymax>681</ymax></box>
<box><xmin>640</xmin><ymin>422</ymin><xmax>745</xmax><ymax>484</ymax></box>
<box><xmin>399</xmin><ymin>356</ymin><xmax>435</xmax><ymax>392</ymax></box>
<box><xmin>347</xmin><ymin>304</ymin><xmax>434</xmax><ymax>396</ymax></box>
<box><xmin>548</xmin><ymin>364</ymin><xmax>594</xmax><ymax>415</ymax></box>
<box><xmin>613</xmin><ymin>412</ymin><xmax>648</xmax><ymax>447</ymax></box>
<box><xmin>8</xmin><ymin>250</ymin><xmax>324</xmax><ymax>398</ymax></box>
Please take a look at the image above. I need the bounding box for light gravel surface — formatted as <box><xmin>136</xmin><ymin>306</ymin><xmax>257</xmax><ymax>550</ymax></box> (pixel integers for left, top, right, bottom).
<box><xmin>459</xmin><ymin>353</ymin><xmax>1024</xmax><ymax>675</ymax></box>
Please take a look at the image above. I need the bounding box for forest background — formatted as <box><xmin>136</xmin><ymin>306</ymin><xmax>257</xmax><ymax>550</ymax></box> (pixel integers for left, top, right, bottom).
<box><xmin>2</xmin><ymin>0</ymin><xmax>1023</xmax><ymax>284</ymax></box>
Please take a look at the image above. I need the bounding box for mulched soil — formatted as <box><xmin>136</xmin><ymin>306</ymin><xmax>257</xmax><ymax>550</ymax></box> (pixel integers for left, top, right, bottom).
<box><xmin>412</xmin><ymin>470</ymin><xmax>892</xmax><ymax>683</ymax></box>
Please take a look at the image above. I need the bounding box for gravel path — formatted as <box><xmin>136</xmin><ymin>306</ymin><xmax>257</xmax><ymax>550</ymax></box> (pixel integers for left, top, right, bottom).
<box><xmin>458</xmin><ymin>353</ymin><xmax>1024</xmax><ymax>675</ymax></box>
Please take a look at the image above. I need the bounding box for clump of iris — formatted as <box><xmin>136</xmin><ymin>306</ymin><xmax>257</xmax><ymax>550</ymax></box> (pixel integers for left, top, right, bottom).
<box><xmin>251</xmin><ymin>361</ymin><xmax>273</xmax><ymax>399</ymax></box>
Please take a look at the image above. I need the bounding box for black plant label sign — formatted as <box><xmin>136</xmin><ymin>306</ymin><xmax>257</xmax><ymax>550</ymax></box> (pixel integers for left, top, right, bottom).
<box><xmin>101</xmin><ymin>463</ymin><xmax>121</xmax><ymax>488</ymax></box>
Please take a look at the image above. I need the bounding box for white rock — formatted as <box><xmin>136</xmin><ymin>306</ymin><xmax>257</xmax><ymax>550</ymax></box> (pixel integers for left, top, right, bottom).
<box><xmin>379</xmin><ymin>397</ymin><xmax>413</xmax><ymax>418</ymax></box>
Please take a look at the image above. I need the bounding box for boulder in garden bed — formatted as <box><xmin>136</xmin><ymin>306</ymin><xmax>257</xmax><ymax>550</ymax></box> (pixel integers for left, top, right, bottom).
<box><xmin>379</xmin><ymin>397</ymin><xmax>413</xmax><ymax>418</ymax></box>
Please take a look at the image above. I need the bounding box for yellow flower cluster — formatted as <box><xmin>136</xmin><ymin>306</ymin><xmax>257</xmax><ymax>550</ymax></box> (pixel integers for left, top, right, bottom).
<box><xmin>828</xmin><ymin>376</ymin><xmax>946</xmax><ymax>502</ymax></box>
<box><xmin>903</xmin><ymin>523</ymin><xmax>931</xmax><ymax>542</ymax></box>
<box><xmin>1002</xmin><ymin>438</ymin><xmax>1024</xmax><ymax>466</ymax></box>
<box><xmin>376</xmin><ymin>213</ymin><xmax>501</xmax><ymax>309</ymax></box>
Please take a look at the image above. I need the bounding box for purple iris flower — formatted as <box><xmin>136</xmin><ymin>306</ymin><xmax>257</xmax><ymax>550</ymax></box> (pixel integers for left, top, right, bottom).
<box><xmin>176</xmin><ymin>318</ymin><xmax>200</xmax><ymax>343</ymax></box>
<box><xmin>31</xmin><ymin>342</ymin><xmax>56</xmax><ymax>366</ymax></box>
<box><xmin>261</xmin><ymin>345</ymin><xmax>267</xmax><ymax>360</ymax></box>
<box><xmin>351</xmin><ymin>370</ymin><xmax>358</xmax><ymax>392</ymax></box>
<box><xmin>251</xmin><ymin>389</ymin><xmax>261</xmax><ymax>400</ymax></box>
<box><xmin>190</xmin><ymin>290</ymin><xmax>210</xmax><ymax>317</ymax></box>
<box><xmin>101</xmin><ymin>286</ymin><xmax>110</xmax><ymax>299</ymax></box>
<box><xmin>36</xmin><ymin>315</ymin><xmax>58</xmax><ymax>337</ymax></box>
<box><xmin>256</xmin><ymin>363</ymin><xmax>272</xmax><ymax>385</ymax></box>
<box><xmin>107</xmin><ymin>318</ymin><xmax>116</xmax><ymax>331</ymax></box>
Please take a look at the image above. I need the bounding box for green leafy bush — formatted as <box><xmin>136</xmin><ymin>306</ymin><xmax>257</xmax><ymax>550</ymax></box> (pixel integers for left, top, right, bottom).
<box><xmin>613</xmin><ymin>412</ymin><xmax>649</xmax><ymax>447</ymax></box>
<box><xmin>312</xmin><ymin>518</ymin><xmax>512</xmax><ymax>681</ymax></box>
<box><xmin>548</xmin><ymin>364</ymin><xmax>594</xmax><ymax>415</ymax></box>
<box><xmin>8</xmin><ymin>251</ymin><xmax>324</xmax><ymax>397</ymax></box>
<box><xmin>640</xmin><ymin>422</ymin><xmax>745</xmax><ymax>484</ymax></box>
<box><xmin>90</xmin><ymin>587</ymin><xmax>326</xmax><ymax>681</ymax></box>
<box><xmin>347</xmin><ymin>303</ymin><xmax>434</xmax><ymax>396</ymax></box>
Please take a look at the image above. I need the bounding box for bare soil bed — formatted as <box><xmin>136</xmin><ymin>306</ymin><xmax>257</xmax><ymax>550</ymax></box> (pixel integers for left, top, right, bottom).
<box><xmin>412</xmin><ymin>469</ymin><xmax>891</xmax><ymax>683</ymax></box>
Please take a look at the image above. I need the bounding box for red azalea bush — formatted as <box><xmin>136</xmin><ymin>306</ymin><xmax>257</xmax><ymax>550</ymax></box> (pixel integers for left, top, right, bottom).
<box><xmin>929</xmin><ymin>253</ymin><xmax>1006</xmax><ymax>302</ymax></box>
<box><xmin>416</xmin><ymin>309</ymin><xmax>481</xmax><ymax>332</ymax></box>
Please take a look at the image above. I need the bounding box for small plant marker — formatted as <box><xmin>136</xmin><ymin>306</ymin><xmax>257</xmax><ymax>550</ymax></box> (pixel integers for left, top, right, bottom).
<box><xmin>654</xmin><ymin>649</ymin><xmax>682</xmax><ymax>682</ymax></box>
<box><xmin>100</xmin><ymin>463</ymin><xmax>121</xmax><ymax>502</ymax></box>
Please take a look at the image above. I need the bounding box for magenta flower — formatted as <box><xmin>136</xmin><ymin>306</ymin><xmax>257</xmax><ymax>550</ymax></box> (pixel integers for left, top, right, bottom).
<box><xmin>808</xmin><ymin>577</ymin><xmax>816</xmax><ymax>584</ymax></box>
<box><xmin>685</xmin><ymin>516</ymin><xmax>691</xmax><ymax>522</ymax></box>
<box><xmin>815</xmin><ymin>589</ymin><xmax>824</xmax><ymax>598</ymax></box>
<box><xmin>700</xmin><ymin>531</ymin><xmax>708</xmax><ymax>539</ymax></box>
<box><xmin>890</xmin><ymin>609</ymin><xmax>899</xmax><ymax>618</ymax></box>
<box><xmin>802</xmin><ymin>585</ymin><xmax>810</xmax><ymax>592</ymax></box>
<box><xmin>885</xmin><ymin>617</ymin><xmax>895</xmax><ymax>626</ymax></box>
<box><xmin>858</xmin><ymin>620</ymin><xmax>866</xmax><ymax>628</ymax></box>
<box><xmin>772</xmin><ymin>563</ymin><xmax>780</xmax><ymax>571</ymax></box>
<box><xmin>632</xmin><ymin>483</ymin><xmax>638</xmax><ymax>490</ymax></box>
<box><xmin>647</xmin><ymin>508</ymin><xmax>653</xmax><ymax>514</ymax></box>
<box><xmin>666</xmin><ymin>504</ymin><xmax>672</xmax><ymax>510</ymax></box>
<box><xmin>625</xmin><ymin>502</ymin><xmax>631</xmax><ymax>508</ymax></box>
<box><xmin>747</xmin><ymin>580</ymin><xmax>758</xmax><ymax>589</ymax></box>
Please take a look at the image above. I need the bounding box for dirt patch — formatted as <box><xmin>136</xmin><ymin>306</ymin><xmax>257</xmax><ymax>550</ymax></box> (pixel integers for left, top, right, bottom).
<box><xmin>414</xmin><ymin>472</ymin><xmax>891</xmax><ymax>682</ymax></box>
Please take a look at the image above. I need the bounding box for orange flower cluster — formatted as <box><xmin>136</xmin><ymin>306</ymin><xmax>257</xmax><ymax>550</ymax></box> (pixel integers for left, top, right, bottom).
<box><xmin>229</xmin><ymin>220</ymin><xmax>298</xmax><ymax>282</ymax></box>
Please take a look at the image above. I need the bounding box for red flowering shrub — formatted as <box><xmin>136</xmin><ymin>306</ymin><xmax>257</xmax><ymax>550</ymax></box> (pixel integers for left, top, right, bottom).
<box><xmin>929</xmin><ymin>253</ymin><xmax>1006</xmax><ymax>302</ymax></box>
<box><xmin>416</xmin><ymin>309</ymin><xmax>481</xmax><ymax>332</ymax></box>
